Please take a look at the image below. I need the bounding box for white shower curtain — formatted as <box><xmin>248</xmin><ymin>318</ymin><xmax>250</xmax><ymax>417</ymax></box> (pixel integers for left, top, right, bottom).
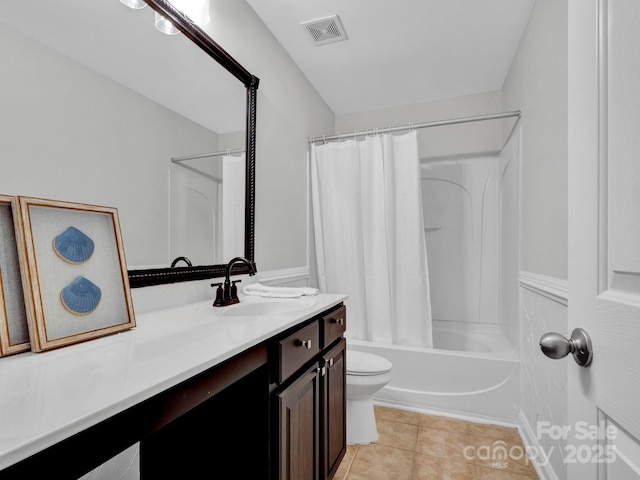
<box><xmin>311</xmin><ymin>131</ymin><xmax>433</xmax><ymax>348</ymax></box>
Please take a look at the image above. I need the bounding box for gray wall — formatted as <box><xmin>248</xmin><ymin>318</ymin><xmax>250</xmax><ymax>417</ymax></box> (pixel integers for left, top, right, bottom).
<box><xmin>335</xmin><ymin>90</ymin><xmax>504</xmax><ymax>159</ymax></box>
<box><xmin>503</xmin><ymin>2</ymin><xmax>569</xmax><ymax>478</ymax></box>
<box><xmin>207</xmin><ymin>0</ymin><xmax>335</xmax><ymax>273</ymax></box>
<box><xmin>0</xmin><ymin>0</ymin><xmax>335</xmax><ymax>274</ymax></box>
<box><xmin>502</xmin><ymin>0</ymin><xmax>569</xmax><ymax>281</ymax></box>
<box><xmin>0</xmin><ymin>24</ymin><xmax>218</xmax><ymax>267</ymax></box>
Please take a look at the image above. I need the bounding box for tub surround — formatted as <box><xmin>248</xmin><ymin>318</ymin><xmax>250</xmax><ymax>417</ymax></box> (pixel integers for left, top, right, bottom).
<box><xmin>0</xmin><ymin>292</ymin><xmax>346</xmax><ymax>476</ymax></box>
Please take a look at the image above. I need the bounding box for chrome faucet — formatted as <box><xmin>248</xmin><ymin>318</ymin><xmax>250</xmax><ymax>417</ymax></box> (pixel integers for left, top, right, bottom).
<box><xmin>212</xmin><ymin>256</ymin><xmax>256</xmax><ymax>307</ymax></box>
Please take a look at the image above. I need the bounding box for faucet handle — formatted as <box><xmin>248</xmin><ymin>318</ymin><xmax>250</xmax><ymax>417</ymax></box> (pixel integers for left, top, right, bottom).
<box><xmin>211</xmin><ymin>283</ymin><xmax>224</xmax><ymax>306</ymax></box>
<box><xmin>230</xmin><ymin>280</ymin><xmax>242</xmax><ymax>300</ymax></box>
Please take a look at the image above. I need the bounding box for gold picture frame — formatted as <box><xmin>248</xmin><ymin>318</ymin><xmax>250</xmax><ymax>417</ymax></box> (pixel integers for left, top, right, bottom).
<box><xmin>0</xmin><ymin>194</ymin><xmax>31</xmax><ymax>355</ymax></box>
<box><xmin>18</xmin><ymin>197</ymin><xmax>135</xmax><ymax>352</ymax></box>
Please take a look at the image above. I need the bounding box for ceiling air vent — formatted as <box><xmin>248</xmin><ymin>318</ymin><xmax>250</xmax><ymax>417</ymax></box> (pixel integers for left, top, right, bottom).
<box><xmin>302</xmin><ymin>15</ymin><xmax>348</xmax><ymax>46</ymax></box>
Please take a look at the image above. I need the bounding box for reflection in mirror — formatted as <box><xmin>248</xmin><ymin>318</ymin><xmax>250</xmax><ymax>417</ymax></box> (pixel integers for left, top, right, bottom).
<box><xmin>0</xmin><ymin>0</ymin><xmax>254</xmax><ymax>282</ymax></box>
<box><xmin>169</xmin><ymin>146</ymin><xmax>246</xmax><ymax>265</ymax></box>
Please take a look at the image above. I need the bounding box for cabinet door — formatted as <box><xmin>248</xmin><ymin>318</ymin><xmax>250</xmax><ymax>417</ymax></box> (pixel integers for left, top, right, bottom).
<box><xmin>276</xmin><ymin>362</ymin><xmax>321</xmax><ymax>480</ymax></box>
<box><xmin>322</xmin><ymin>339</ymin><xmax>346</xmax><ymax>480</ymax></box>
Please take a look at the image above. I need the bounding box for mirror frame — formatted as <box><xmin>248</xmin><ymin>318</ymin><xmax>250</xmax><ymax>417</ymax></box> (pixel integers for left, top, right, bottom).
<box><xmin>126</xmin><ymin>0</ymin><xmax>259</xmax><ymax>288</ymax></box>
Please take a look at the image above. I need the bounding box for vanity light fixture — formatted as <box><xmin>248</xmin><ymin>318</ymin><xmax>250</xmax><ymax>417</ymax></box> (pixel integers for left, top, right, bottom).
<box><xmin>120</xmin><ymin>0</ymin><xmax>211</xmax><ymax>36</ymax></box>
<box><xmin>120</xmin><ymin>0</ymin><xmax>147</xmax><ymax>9</ymax></box>
<box><xmin>155</xmin><ymin>0</ymin><xmax>211</xmax><ymax>35</ymax></box>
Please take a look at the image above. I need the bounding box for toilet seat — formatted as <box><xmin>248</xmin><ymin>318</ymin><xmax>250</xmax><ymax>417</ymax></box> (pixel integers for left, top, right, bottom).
<box><xmin>347</xmin><ymin>350</ymin><xmax>392</xmax><ymax>376</ymax></box>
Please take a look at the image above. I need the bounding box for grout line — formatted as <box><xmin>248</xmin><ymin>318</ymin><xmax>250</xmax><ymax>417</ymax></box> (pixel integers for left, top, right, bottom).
<box><xmin>341</xmin><ymin>444</ymin><xmax>359</xmax><ymax>477</ymax></box>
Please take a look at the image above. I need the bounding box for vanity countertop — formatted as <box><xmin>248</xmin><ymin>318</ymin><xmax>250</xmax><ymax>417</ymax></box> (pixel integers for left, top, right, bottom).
<box><xmin>0</xmin><ymin>293</ymin><xmax>346</xmax><ymax>470</ymax></box>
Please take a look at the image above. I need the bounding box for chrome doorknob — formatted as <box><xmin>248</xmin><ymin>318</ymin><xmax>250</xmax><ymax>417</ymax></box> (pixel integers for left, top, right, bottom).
<box><xmin>540</xmin><ymin>328</ymin><xmax>593</xmax><ymax>367</ymax></box>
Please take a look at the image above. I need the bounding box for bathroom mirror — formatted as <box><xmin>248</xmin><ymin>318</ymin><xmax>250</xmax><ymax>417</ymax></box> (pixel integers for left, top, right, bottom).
<box><xmin>0</xmin><ymin>0</ymin><xmax>258</xmax><ymax>287</ymax></box>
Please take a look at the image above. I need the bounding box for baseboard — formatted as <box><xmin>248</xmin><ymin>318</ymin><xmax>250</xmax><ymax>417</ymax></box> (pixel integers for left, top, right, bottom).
<box><xmin>518</xmin><ymin>271</ymin><xmax>568</xmax><ymax>306</ymax></box>
<box><xmin>518</xmin><ymin>411</ymin><xmax>561</xmax><ymax>480</ymax></box>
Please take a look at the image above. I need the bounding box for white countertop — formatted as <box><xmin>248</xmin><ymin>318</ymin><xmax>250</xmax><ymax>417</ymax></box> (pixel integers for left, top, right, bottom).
<box><xmin>0</xmin><ymin>293</ymin><xmax>346</xmax><ymax>470</ymax></box>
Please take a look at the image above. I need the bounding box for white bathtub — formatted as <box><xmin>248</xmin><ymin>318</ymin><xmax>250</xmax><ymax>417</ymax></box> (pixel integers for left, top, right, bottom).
<box><xmin>347</xmin><ymin>321</ymin><xmax>520</xmax><ymax>423</ymax></box>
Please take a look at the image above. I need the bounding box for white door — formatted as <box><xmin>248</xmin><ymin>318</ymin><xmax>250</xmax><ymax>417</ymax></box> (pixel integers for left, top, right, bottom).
<box><xmin>567</xmin><ymin>0</ymin><xmax>640</xmax><ymax>478</ymax></box>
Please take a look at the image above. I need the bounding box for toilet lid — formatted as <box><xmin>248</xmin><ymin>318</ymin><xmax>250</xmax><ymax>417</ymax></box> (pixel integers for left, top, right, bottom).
<box><xmin>347</xmin><ymin>350</ymin><xmax>392</xmax><ymax>376</ymax></box>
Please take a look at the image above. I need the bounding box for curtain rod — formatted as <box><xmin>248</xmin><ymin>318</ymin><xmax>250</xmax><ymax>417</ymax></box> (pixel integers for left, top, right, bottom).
<box><xmin>171</xmin><ymin>147</ymin><xmax>245</xmax><ymax>163</ymax></box>
<box><xmin>308</xmin><ymin>110</ymin><xmax>521</xmax><ymax>144</ymax></box>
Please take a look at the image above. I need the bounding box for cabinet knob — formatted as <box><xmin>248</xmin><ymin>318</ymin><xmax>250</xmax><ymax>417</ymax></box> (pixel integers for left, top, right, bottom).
<box><xmin>298</xmin><ymin>339</ymin><xmax>312</xmax><ymax>349</ymax></box>
<box><xmin>317</xmin><ymin>366</ymin><xmax>326</xmax><ymax>376</ymax></box>
<box><xmin>327</xmin><ymin>357</ymin><xmax>334</xmax><ymax>368</ymax></box>
<box><xmin>331</xmin><ymin>317</ymin><xmax>344</xmax><ymax>326</ymax></box>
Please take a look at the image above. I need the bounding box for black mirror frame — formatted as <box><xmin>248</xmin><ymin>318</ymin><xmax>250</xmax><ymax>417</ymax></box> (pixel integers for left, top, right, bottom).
<box><xmin>127</xmin><ymin>0</ymin><xmax>258</xmax><ymax>288</ymax></box>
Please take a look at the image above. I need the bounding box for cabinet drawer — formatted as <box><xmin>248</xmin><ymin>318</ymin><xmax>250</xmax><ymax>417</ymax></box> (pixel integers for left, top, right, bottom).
<box><xmin>321</xmin><ymin>305</ymin><xmax>346</xmax><ymax>348</ymax></box>
<box><xmin>277</xmin><ymin>320</ymin><xmax>320</xmax><ymax>384</ymax></box>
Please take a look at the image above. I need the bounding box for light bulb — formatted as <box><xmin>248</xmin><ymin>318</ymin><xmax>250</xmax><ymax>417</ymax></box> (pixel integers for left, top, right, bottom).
<box><xmin>120</xmin><ymin>0</ymin><xmax>147</xmax><ymax>9</ymax></box>
<box><xmin>154</xmin><ymin>0</ymin><xmax>210</xmax><ymax>35</ymax></box>
<box><xmin>155</xmin><ymin>12</ymin><xmax>179</xmax><ymax>35</ymax></box>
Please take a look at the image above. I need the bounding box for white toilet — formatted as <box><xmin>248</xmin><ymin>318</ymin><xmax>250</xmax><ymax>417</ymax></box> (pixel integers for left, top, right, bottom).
<box><xmin>346</xmin><ymin>350</ymin><xmax>393</xmax><ymax>444</ymax></box>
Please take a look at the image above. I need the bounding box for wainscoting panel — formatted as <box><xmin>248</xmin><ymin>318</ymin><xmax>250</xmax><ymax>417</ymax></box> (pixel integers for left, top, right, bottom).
<box><xmin>519</xmin><ymin>272</ymin><xmax>568</xmax><ymax>480</ymax></box>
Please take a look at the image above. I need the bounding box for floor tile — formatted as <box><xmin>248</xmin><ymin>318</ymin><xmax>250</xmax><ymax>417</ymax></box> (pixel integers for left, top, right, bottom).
<box><xmin>419</xmin><ymin>413</ymin><xmax>472</xmax><ymax>435</ymax></box>
<box><xmin>335</xmin><ymin>445</ymin><xmax>358</xmax><ymax>480</ymax></box>
<box><xmin>469</xmin><ymin>435</ymin><xmax>537</xmax><ymax>477</ymax></box>
<box><xmin>348</xmin><ymin>443</ymin><xmax>414</xmax><ymax>480</ymax></box>
<box><xmin>476</xmin><ymin>466</ymin><xmax>539</xmax><ymax>479</ymax></box>
<box><xmin>374</xmin><ymin>405</ymin><xmax>421</xmax><ymax>425</ymax></box>
<box><xmin>375</xmin><ymin>418</ymin><xmax>419</xmax><ymax>451</ymax></box>
<box><xmin>468</xmin><ymin>423</ymin><xmax>522</xmax><ymax>444</ymax></box>
<box><xmin>345</xmin><ymin>474</ymin><xmax>376</xmax><ymax>480</ymax></box>
<box><xmin>416</xmin><ymin>427</ymin><xmax>474</xmax><ymax>463</ymax></box>
<box><xmin>413</xmin><ymin>453</ymin><xmax>477</xmax><ymax>480</ymax></box>
<box><xmin>342</xmin><ymin>444</ymin><xmax>358</xmax><ymax>466</ymax></box>
<box><xmin>336</xmin><ymin>406</ymin><xmax>538</xmax><ymax>480</ymax></box>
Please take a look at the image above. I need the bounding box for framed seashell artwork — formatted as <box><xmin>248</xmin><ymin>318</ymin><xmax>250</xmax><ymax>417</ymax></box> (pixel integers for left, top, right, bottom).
<box><xmin>53</xmin><ymin>226</ymin><xmax>95</xmax><ymax>264</ymax></box>
<box><xmin>17</xmin><ymin>196</ymin><xmax>135</xmax><ymax>352</ymax></box>
<box><xmin>0</xmin><ymin>195</ymin><xmax>31</xmax><ymax>356</ymax></box>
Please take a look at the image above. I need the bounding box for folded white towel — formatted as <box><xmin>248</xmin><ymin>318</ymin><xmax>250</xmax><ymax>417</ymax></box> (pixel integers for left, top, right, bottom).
<box><xmin>243</xmin><ymin>282</ymin><xmax>319</xmax><ymax>298</ymax></box>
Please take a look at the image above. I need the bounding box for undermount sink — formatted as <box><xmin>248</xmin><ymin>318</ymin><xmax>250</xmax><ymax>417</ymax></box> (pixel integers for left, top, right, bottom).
<box><xmin>199</xmin><ymin>297</ymin><xmax>316</xmax><ymax>317</ymax></box>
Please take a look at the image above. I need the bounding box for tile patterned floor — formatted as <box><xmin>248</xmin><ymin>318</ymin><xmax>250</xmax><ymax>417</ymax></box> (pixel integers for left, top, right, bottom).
<box><xmin>335</xmin><ymin>406</ymin><xmax>540</xmax><ymax>480</ymax></box>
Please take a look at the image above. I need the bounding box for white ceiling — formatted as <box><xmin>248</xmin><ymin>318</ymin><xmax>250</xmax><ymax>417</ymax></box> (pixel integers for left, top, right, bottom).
<box><xmin>0</xmin><ymin>1</ymin><xmax>536</xmax><ymax>130</ymax></box>
<box><xmin>246</xmin><ymin>0</ymin><xmax>536</xmax><ymax>115</ymax></box>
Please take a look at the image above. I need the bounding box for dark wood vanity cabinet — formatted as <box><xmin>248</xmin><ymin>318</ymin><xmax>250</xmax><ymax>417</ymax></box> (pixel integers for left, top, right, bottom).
<box><xmin>322</xmin><ymin>339</ymin><xmax>346</xmax><ymax>479</ymax></box>
<box><xmin>275</xmin><ymin>361</ymin><xmax>322</xmax><ymax>480</ymax></box>
<box><xmin>271</xmin><ymin>304</ymin><xmax>347</xmax><ymax>480</ymax></box>
<box><xmin>0</xmin><ymin>303</ymin><xmax>346</xmax><ymax>480</ymax></box>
